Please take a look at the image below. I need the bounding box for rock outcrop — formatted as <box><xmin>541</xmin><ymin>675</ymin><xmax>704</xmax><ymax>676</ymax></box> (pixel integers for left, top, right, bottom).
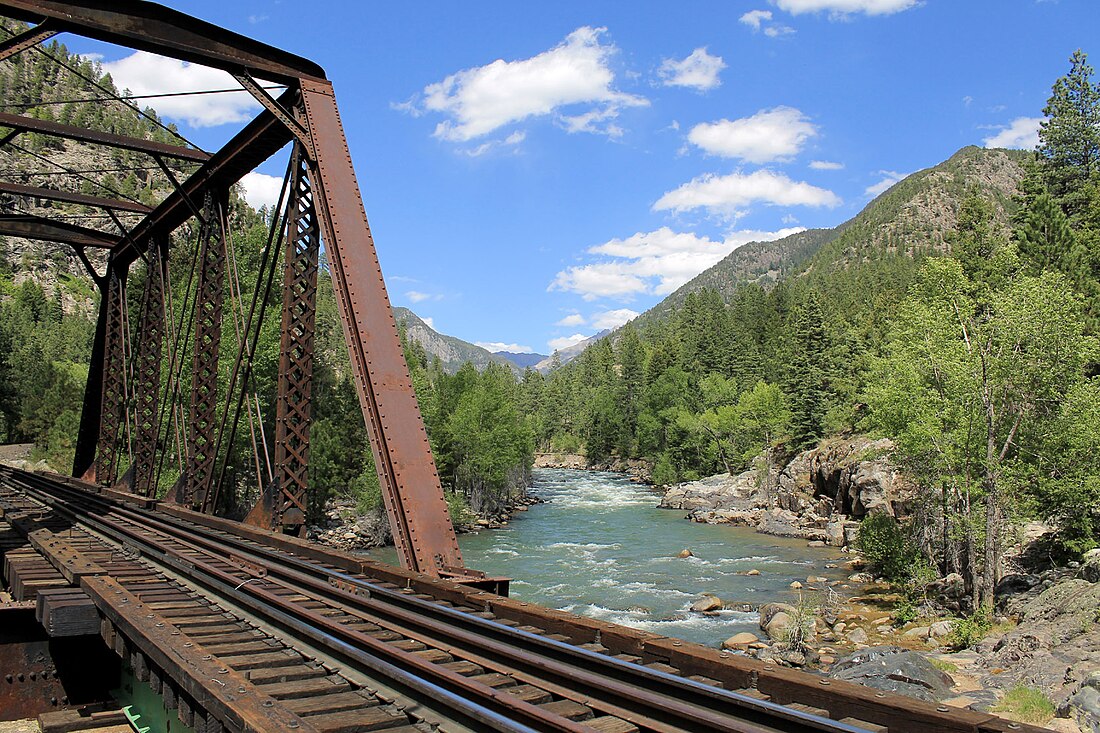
<box><xmin>829</xmin><ymin>646</ymin><xmax>955</xmax><ymax>702</ymax></box>
<box><xmin>659</xmin><ymin>436</ymin><xmax>913</xmax><ymax>549</ymax></box>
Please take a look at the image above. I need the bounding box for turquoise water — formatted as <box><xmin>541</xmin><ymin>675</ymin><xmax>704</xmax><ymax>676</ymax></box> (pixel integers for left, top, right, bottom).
<box><xmin>367</xmin><ymin>468</ymin><xmax>849</xmax><ymax>647</ymax></box>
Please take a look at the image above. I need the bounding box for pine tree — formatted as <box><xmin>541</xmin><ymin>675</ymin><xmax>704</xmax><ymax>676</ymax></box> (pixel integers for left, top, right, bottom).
<box><xmin>786</xmin><ymin>293</ymin><xmax>832</xmax><ymax>449</ymax></box>
<box><xmin>1018</xmin><ymin>191</ymin><xmax>1084</xmax><ymax>283</ymax></box>
<box><xmin>1039</xmin><ymin>50</ymin><xmax>1100</xmax><ymax>218</ymax></box>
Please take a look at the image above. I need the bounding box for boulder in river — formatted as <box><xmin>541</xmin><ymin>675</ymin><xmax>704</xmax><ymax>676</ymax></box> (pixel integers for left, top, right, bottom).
<box><xmin>763</xmin><ymin>611</ymin><xmax>793</xmax><ymax>641</ymax></box>
<box><xmin>690</xmin><ymin>594</ymin><xmax>723</xmax><ymax>613</ymax></box>
<box><xmin>721</xmin><ymin>632</ymin><xmax>759</xmax><ymax>650</ymax></box>
<box><xmin>677</xmin><ymin>549</ymin><xmax>694</xmax><ymax>558</ymax></box>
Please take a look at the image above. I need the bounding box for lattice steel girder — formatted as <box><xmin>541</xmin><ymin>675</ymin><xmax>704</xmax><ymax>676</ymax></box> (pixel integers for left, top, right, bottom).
<box><xmin>130</xmin><ymin>236</ymin><xmax>168</xmax><ymax>497</ymax></box>
<box><xmin>0</xmin><ymin>1</ymin><xmax>326</xmax><ymax>85</ymax></box>
<box><xmin>300</xmin><ymin>80</ymin><xmax>465</xmax><ymax>576</ymax></box>
<box><xmin>0</xmin><ymin>214</ymin><xmax>118</xmax><ymax>249</ymax></box>
<box><xmin>0</xmin><ymin>111</ymin><xmax>209</xmax><ymax>162</ymax></box>
<box><xmin>274</xmin><ymin>148</ymin><xmax>318</xmax><ymax>529</ymax></box>
<box><xmin>94</xmin><ymin>260</ymin><xmax>128</xmax><ymax>486</ymax></box>
<box><xmin>0</xmin><ymin>182</ymin><xmax>154</xmax><ymax>213</ymax></box>
<box><xmin>182</xmin><ymin>190</ymin><xmax>227</xmax><ymax>510</ymax></box>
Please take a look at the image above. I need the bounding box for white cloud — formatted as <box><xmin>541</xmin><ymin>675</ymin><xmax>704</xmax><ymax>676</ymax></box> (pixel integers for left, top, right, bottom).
<box><xmin>476</xmin><ymin>341</ymin><xmax>535</xmax><ymax>353</ymax></box>
<box><xmin>658</xmin><ymin>48</ymin><xmax>726</xmax><ymax>92</ymax></box>
<box><xmin>406</xmin><ymin>291</ymin><xmax>432</xmax><ymax>303</ymax></box>
<box><xmin>592</xmin><ymin>308</ymin><xmax>640</xmax><ymax>330</ymax></box>
<box><xmin>740</xmin><ymin>9</ymin><xmax>773</xmax><ymax>29</ymax></box>
<box><xmin>809</xmin><ymin>160</ymin><xmax>844</xmax><ymax>170</ymax></box>
<box><xmin>653</xmin><ymin>170</ymin><xmax>840</xmax><ymax>219</ymax></box>
<box><xmin>238</xmin><ymin>172</ymin><xmax>283</xmax><ymax>210</ymax></box>
<box><xmin>549</xmin><ymin>334</ymin><xmax>590</xmax><ymax>352</ymax></box>
<box><xmin>982</xmin><ymin>117</ymin><xmax>1042</xmax><ymax>150</ymax></box>
<box><xmin>864</xmin><ymin>170</ymin><xmax>909</xmax><ymax>197</ymax></box>
<box><xmin>101</xmin><ymin>51</ymin><xmax>259</xmax><ymax>127</ymax></box>
<box><xmin>556</xmin><ymin>313</ymin><xmax>587</xmax><ymax>327</ymax></box>
<box><xmin>775</xmin><ymin>0</ymin><xmax>919</xmax><ymax>17</ymax></box>
<box><xmin>415</xmin><ymin>26</ymin><xmax>647</xmax><ymax>142</ymax></box>
<box><xmin>422</xmin><ymin>316</ymin><xmax>435</xmax><ymax>329</ymax></box>
<box><xmin>687</xmin><ymin>107</ymin><xmax>817</xmax><ymax>164</ymax></box>
<box><xmin>550</xmin><ymin>225</ymin><xmax>805</xmax><ymax>300</ymax></box>
<box><xmin>741</xmin><ymin>10</ymin><xmax>796</xmax><ymax>36</ymax></box>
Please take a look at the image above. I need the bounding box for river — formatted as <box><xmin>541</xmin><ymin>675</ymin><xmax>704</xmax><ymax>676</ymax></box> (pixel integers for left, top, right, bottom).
<box><xmin>367</xmin><ymin>468</ymin><xmax>850</xmax><ymax>647</ymax></box>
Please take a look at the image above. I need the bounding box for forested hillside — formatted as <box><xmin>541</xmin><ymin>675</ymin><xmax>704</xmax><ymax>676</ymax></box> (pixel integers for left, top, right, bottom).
<box><xmin>522</xmin><ymin>52</ymin><xmax>1100</xmax><ymax>609</ymax></box>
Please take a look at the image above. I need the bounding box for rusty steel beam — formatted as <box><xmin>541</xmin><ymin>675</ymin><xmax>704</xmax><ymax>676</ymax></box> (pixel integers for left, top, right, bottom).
<box><xmin>0</xmin><ymin>19</ymin><xmax>56</xmax><ymax>62</ymax></box>
<box><xmin>0</xmin><ymin>213</ymin><xmax>117</xmax><ymax>249</ymax></box>
<box><xmin>0</xmin><ymin>1</ymin><xmax>326</xmax><ymax>85</ymax></box>
<box><xmin>180</xmin><ymin>191</ymin><xmax>227</xmax><ymax>510</ymax></box>
<box><xmin>0</xmin><ymin>181</ymin><xmax>153</xmax><ymax>213</ymax></box>
<box><xmin>244</xmin><ymin>147</ymin><xmax>317</xmax><ymax>534</ymax></box>
<box><xmin>0</xmin><ymin>111</ymin><xmax>209</xmax><ymax>162</ymax></box>
<box><xmin>128</xmin><ymin>237</ymin><xmax>167</xmax><ymax>497</ymax></box>
<box><xmin>300</xmin><ymin>80</ymin><xmax>464</xmax><ymax>577</ymax></box>
<box><xmin>92</xmin><ymin>261</ymin><xmax>128</xmax><ymax>485</ymax></box>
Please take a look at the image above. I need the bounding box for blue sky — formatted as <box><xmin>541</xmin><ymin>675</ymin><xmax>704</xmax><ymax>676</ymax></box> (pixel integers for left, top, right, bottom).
<box><xmin>69</xmin><ymin>0</ymin><xmax>1098</xmax><ymax>354</ymax></box>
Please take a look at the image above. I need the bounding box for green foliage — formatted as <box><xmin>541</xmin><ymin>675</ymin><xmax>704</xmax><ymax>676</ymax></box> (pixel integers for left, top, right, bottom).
<box><xmin>991</xmin><ymin>687</ymin><xmax>1056</xmax><ymax>724</ymax></box>
<box><xmin>1038</xmin><ymin>50</ymin><xmax>1100</xmax><ymax>211</ymax></box>
<box><xmin>444</xmin><ymin>490</ymin><xmax>476</xmax><ymax>527</ymax></box>
<box><xmin>857</xmin><ymin>514</ymin><xmax>922</xmax><ymax>582</ymax></box>
<box><xmin>948</xmin><ymin>607</ymin><xmax>993</xmax><ymax>650</ymax></box>
<box><xmin>782</xmin><ymin>593</ymin><xmax>820</xmax><ymax>653</ymax></box>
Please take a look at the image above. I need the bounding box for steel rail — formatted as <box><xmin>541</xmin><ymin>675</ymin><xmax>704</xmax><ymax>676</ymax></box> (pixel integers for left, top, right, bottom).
<box><xmin>5</xmin><ymin>470</ymin><xmax>874</xmax><ymax>733</ymax></box>
<box><xmin>3</xmin><ymin>472</ymin><xmax>603</xmax><ymax>733</ymax></box>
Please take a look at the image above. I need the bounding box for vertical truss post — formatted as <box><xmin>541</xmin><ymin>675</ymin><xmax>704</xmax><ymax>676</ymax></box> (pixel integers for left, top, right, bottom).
<box><xmin>180</xmin><ymin>191</ymin><xmax>227</xmax><ymax>509</ymax></box>
<box><xmin>128</xmin><ymin>236</ymin><xmax>168</xmax><ymax>497</ymax></box>
<box><xmin>298</xmin><ymin>80</ymin><xmax>464</xmax><ymax>576</ymax></box>
<box><xmin>93</xmin><ymin>259</ymin><xmax>128</xmax><ymax>486</ymax></box>
<box><xmin>244</xmin><ymin>146</ymin><xmax>318</xmax><ymax>534</ymax></box>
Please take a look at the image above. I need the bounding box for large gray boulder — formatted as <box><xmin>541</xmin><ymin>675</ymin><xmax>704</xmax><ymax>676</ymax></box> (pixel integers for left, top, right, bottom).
<box><xmin>1079</xmin><ymin>548</ymin><xmax>1100</xmax><ymax>584</ymax></box>
<box><xmin>1069</xmin><ymin>672</ymin><xmax>1100</xmax><ymax>733</ymax></box>
<box><xmin>830</xmin><ymin>646</ymin><xmax>955</xmax><ymax>702</ymax></box>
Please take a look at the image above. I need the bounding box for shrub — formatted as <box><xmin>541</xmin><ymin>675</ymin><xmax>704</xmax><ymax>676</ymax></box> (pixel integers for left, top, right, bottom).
<box><xmin>444</xmin><ymin>490</ymin><xmax>476</xmax><ymax>527</ymax></box>
<box><xmin>857</xmin><ymin>514</ymin><xmax>922</xmax><ymax>582</ymax></box>
<box><xmin>651</xmin><ymin>454</ymin><xmax>678</xmax><ymax>487</ymax></box>
<box><xmin>948</xmin><ymin>607</ymin><xmax>992</xmax><ymax>649</ymax></box>
<box><xmin>783</xmin><ymin>593</ymin><xmax>820</xmax><ymax>653</ymax></box>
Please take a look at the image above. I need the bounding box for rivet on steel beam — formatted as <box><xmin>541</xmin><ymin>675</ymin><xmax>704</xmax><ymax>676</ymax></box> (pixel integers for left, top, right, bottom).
<box><xmin>262</xmin><ymin>701</ymin><xmax>273</xmax><ymax>708</ymax></box>
<box><xmin>819</xmin><ymin>679</ymin><xmax>830</xmax><ymax>685</ymax></box>
<box><xmin>937</xmin><ymin>706</ymin><xmax>949</xmax><ymax>712</ymax></box>
<box><xmin>203</xmin><ymin>655</ymin><xmax>212</xmax><ymax>661</ymax></box>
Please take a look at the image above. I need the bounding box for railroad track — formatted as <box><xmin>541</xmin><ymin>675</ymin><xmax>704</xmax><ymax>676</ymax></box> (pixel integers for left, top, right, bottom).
<box><xmin>0</xmin><ymin>466</ymin><xmax>1043</xmax><ymax>733</ymax></box>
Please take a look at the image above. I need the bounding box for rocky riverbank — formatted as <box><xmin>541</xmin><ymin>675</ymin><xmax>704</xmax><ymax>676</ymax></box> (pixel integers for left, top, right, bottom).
<box><xmin>534</xmin><ymin>452</ymin><xmax>652</xmax><ymax>483</ymax></box>
<box><xmin>661</xmin><ymin>436</ymin><xmax>1100</xmax><ymax>730</ymax></box>
<box><xmin>682</xmin><ymin>557</ymin><xmax>1099</xmax><ymax>731</ymax></box>
<box><xmin>306</xmin><ymin>492</ymin><xmax>544</xmax><ymax>552</ymax></box>
<box><xmin>658</xmin><ymin>436</ymin><xmax>911</xmax><ymax>551</ymax></box>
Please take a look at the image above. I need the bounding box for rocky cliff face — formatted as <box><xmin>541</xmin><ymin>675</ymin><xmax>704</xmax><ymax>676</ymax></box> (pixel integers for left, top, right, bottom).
<box><xmin>659</xmin><ymin>436</ymin><xmax>915</xmax><ymax>549</ymax></box>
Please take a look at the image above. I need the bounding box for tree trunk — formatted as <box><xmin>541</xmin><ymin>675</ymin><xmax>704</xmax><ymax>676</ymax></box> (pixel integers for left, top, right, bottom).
<box><xmin>980</xmin><ymin>416</ymin><xmax>999</xmax><ymax>610</ymax></box>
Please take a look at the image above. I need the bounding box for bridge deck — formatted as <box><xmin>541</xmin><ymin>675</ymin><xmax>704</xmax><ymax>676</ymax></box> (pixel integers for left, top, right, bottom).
<box><xmin>0</xmin><ymin>466</ymin><xmax>1042</xmax><ymax>733</ymax></box>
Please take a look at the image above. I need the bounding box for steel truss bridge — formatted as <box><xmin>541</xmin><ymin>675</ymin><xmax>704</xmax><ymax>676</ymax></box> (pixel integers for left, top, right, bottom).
<box><xmin>0</xmin><ymin>3</ymin><xmax>1044</xmax><ymax>732</ymax></box>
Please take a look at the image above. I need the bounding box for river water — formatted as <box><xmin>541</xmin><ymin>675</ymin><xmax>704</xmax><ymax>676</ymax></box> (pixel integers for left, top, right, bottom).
<box><xmin>367</xmin><ymin>468</ymin><xmax>850</xmax><ymax>648</ymax></box>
